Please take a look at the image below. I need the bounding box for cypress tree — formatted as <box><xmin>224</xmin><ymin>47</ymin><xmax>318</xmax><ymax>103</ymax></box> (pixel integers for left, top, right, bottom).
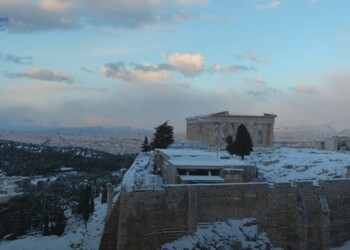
<box><xmin>90</xmin><ymin>194</ymin><xmax>95</xmax><ymax>215</ymax></box>
<box><xmin>82</xmin><ymin>184</ymin><xmax>91</xmax><ymax>226</ymax></box>
<box><xmin>225</xmin><ymin>135</ymin><xmax>235</xmax><ymax>157</ymax></box>
<box><xmin>141</xmin><ymin>136</ymin><xmax>151</xmax><ymax>152</ymax></box>
<box><xmin>151</xmin><ymin>121</ymin><xmax>174</xmax><ymax>149</ymax></box>
<box><xmin>54</xmin><ymin>209</ymin><xmax>66</xmax><ymax>236</ymax></box>
<box><xmin>233</xmin><ymin>124</ymin><xmax>253</xmax><ymax>160</ymax></box>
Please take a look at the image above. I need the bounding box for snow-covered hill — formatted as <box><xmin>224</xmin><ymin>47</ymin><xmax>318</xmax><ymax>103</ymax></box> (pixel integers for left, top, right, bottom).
<box><xmin>275</xmin><ymin>123</ymin><xmax>350</xmax><ymax>142</ymax></box>
<box><xmin>0</xmin><ymin>196</ymin><xmax>108</xmax><ymax>250</ymax></box>
<box><xmin>162</xmin><ymin>218</ymin><xmax>283</xmax><ymax>250</ymax></box>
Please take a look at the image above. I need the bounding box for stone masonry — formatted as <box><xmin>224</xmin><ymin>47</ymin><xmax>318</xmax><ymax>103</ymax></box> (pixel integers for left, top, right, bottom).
<box><xmin>186</xmin><ymin>111</ymin><xmax>277</xmax><ymax>147</ymax></box>
<box><xmin>99</xmin><ymin>179</ymin><xmax>350</xmax><ymax>250</ymax></box>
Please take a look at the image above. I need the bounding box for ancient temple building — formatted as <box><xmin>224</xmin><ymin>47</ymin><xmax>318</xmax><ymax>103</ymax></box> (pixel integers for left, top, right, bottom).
<box><xmin>186</xmin><ymin>111</ymin><xmax>277</xmax><ymax>147</ymax></box>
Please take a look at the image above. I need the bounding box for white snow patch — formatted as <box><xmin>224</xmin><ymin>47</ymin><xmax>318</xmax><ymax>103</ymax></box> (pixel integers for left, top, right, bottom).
<box><xmin>162</xmin><ymin>218</ymin><xmax>284</xmax><ymax>250</ymax></box>
<box><xmin>252</xmin><ymin>147</ymin><xmax>350</xmax><ymax>184</ymax></box>
<box><xmin>0</xmin><ymin>194</ymin><xmax>110</xmax><ymax>250</ymax></box>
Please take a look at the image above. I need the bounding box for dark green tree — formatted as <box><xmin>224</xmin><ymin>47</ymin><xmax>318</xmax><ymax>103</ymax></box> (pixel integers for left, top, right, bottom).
<box><xmin>43</xmin><ymin>212</ymin><xmax>50</xmax><ymax>236</ymax></box>
<box><xmin>82</xmin><ymin>184</ymin><xmax>91</xmax><ymax>226</ymax></box>
<box><xmin>225</xmin><ymin>135</ymin><xmax>235</xmax><ymax>157</ymax></box>
<box><xmin>141</xmin><ymin>136</ymin><xmax>151</xmax><ymax>153</ymax></box>
<box><xmin>101</xmin><ymin>185</ymin><xmax>107</xmax><ymax>204</ymax></box>
<box><xmin>233</xmin><ymin>124</ymin><xmax>253</xmax><ymax>160</ymax></box>
<box><xmin>90</xmin><ymin>194</ymin><xmax>95</xmax><ymax>215</ymax></box>
<box><xmin>54</xmin><ymin>208</ymin><xmax>66</xmax><ymax>236</ymax></box>
<box><xmin>151</xmin><ymin>121</ymin><xmax>174</xmax><ymax>149</ymax></box>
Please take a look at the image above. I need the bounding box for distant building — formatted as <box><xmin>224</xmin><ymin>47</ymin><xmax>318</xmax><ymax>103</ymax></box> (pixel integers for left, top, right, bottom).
<box><xmin>316</xmin><ymin>136</ymin><xmax>350</xmax><ymax>151</ymax></box>
<box><xmin>155</xmin><ymin>148</ymin><xmax>256</xmax><ymax>184</ymax></box>
<box><xmin>186</xmin><ymin>111</ymin><xmax>277</xmax><ymax>147</ymax></box>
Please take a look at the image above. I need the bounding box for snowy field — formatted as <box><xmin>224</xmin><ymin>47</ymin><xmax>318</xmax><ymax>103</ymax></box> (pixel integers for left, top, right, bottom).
<box><xmin>0</xmin><ymin>195</ymin><xmax>108</xmax><ymax>250</ymax></box>
<box><xmin>251</xmin><ymin>147</ymin><xmax>350</xmax><ymax>184</ymax></box>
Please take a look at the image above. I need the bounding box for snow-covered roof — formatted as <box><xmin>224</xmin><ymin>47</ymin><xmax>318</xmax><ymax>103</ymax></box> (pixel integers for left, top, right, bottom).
<box><xmin>158</xmin><ymin>148</ymin><xmax>250</xmax><ymax>168</ymax></box>
<box><xmin>179</xmin><ymin>175</ymin><xmax>225</xmax><ymax>183</ymax></box>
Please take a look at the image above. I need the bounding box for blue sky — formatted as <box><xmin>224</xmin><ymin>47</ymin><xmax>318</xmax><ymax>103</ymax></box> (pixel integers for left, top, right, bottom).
<box><xmin>0</xmin><ymin>0</ymin><xmax>350</xmax><ymax>132</ymax></box>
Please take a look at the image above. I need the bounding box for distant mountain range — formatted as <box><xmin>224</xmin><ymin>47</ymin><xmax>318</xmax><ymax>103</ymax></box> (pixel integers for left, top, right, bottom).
<box><xmin>37</xmin><ymin>126</ymin><xmax>153</xmax><ymax>135</ymax></box>
<box><xmin>275</xmin><ymin>123</ymin><xmax>350</xmax><ymax>142</ymax></box>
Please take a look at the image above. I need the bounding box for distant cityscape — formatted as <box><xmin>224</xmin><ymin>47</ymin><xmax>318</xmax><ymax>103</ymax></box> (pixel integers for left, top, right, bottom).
<box><xmin>0</xmin><ymin>130</ymin><xmax>186</xmax><ymax>155</ymax></box>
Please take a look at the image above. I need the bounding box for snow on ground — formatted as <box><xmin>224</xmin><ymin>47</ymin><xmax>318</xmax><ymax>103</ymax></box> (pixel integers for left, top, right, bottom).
<box><xmin>122</xmin><ymin>152</ymin><xmax>158</xmax><ymax>191</ymax></box>
<box><xmin>162</xmin><ymin>218</ymin><xmax>284</xmax><ymax>250</ymax></box>
<box><xmin>30</xmin><ymin>176</ymin><xmax>58</xmax><ymax>185</ymax></box>
<box><xmin>251</xmin><ymin>147</ymin><xmax>350</xmax><ymax>184</ymax></box>
<box><xmin>332</xmin><ymin>241</ymin><xmax>350</xmax><ymax>249</ymax></box>
<box><xmin>0</xmin><ymin>194</ymin><xmax>110</xmax><ymax>250</ymax></box>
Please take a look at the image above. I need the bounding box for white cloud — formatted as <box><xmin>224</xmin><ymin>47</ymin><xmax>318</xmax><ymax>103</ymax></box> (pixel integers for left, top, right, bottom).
<box><xmin>292</xmin><ymin>83</ymin><xmax>316</xmax><ymax>94</ymax></box>
<box><xmin>208</xmin><ymin>64</ymin><xmax>253</xmax><ymax>74</ymax></box>
<box><xmin>39</xmin><ymin>0</ymin><xmax>73</xmax><ymax>12</ymax></box>
<box><xmin>164</xmin><ymin>53</ymin><xmax>205</xmax><ymax>77</ymax></box>
<box><xmin>255</xmin><ymin>0</ymin><xmax>281</xmax><ymax>10</ymax></box>
<box><xmin>5</xmin><ymin>68</ymin><xmax>73</xmax><ymax>83</ymax></box>
<box><xmin>100</xmin><ymin>61</ymin><xmax>171</xmax><ymax>83</ymax></box>
<box><xmin>254</xmin><ymin>76</ymin><xmax>266</xmax><ymax>84</ymax></box>
<box><xmin>236</xmin><ymin>51</ymin><xmax>268</xmax><ymax>63</ymax></box>
<box><xmin>1</xmin><ymin>0</ymin><xmax>207</xmax><ymax>32</ymax></box>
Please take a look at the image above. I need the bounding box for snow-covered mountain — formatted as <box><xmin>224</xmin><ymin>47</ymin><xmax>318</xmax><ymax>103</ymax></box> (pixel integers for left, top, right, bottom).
<box><xmin>275</xmin><ymin>124</ymin><xmax>350</xmax><ymax>142</ymax></box>
<box><xmin>38</xmin><ymin>126</ymin><xmax>152</xmax><ymax>135</ymax></box>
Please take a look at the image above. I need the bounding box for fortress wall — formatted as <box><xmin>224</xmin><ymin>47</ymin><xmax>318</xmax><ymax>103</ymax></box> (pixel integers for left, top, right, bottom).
<box><xmin>102</xmin><ymin>180</ymin><xmax>350</xmax><ymax>250</ymax></box>
<box><xmin>117</xmin><ymin>187</ymin><xmax>189</xmax><ymax>250</ymax></box>
<box><xmin>320</xmin><ymin>179</ymin><xmax>350</xmax><ymax>247</ymax></box>
<box><xmin>296</xmin><ymin>182</ymin><xmax>329</xmax><ymax>249</ymax></box>
<box><xmin>264</xmin><ymin>183</ymin><xmax>301</xmax><ymax>249</ymax></box>
<box><xmin>99</xmin><ymin>198</ymin><xmax>121</xmax><ymax>250</ymax></box>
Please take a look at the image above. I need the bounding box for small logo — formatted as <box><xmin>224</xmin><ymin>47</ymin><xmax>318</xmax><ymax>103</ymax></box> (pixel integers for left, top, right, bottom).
<box><xmin>0</xmin><ymin>17</ymin><xmax>8</xmax><ymax>31</ymax></box>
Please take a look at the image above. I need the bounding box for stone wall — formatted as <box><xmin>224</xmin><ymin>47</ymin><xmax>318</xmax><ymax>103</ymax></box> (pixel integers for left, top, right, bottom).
<box><xmin>100</xmin><ymin>179</ymin><xmax>350</xmax><ymax>250</ymax></box>
<box><xmin>186</xmin><ymin>112</ymin><xmax>277</xmax><ymax>147</ymax></box>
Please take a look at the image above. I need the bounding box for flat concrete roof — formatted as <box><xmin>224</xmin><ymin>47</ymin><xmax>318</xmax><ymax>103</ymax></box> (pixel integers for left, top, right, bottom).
<box><xmin>179</xmin><ymin>175</ymin><xmax>225</xmax><ymax>183</ymax></box>
<box><xmin>158</xmin><ymin>148</ymin><xmax>251</xmax><ymax>168</ymax></box>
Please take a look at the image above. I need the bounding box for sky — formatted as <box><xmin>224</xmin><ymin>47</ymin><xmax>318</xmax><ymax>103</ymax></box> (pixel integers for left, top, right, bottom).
<box><xmin>0</xmin><ymin>0</ymin><xmax>350</xmax><ymax>132</ymax></box>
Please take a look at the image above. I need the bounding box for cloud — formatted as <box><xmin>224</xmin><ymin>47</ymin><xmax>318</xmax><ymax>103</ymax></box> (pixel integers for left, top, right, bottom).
<box><xmin>39</xmin><ymin>0</ymin><xmax>74</xmax><ymax>12</ymax></box>
<box><xmin>208</xmin><ymin>64</ymin><xmax>254</xmax><ymax>74</ymax></box>
<box><xmin>291</xmin><ymin>83</ymin><xmax>316</xmax><ymax>94</ymax></box>
<box><xmin>1</xmin><ymin>0</ymin><xmax>209</xmax><ymax>33</ymax></box>
<box><xmin>176</xmin><ymin>0</ymin><xmax>209</xmax><ymax>6</ymax></box>
<box><xmin>81</xmin><ymin>67</ymin><xmax>93</xmax><ymax>73</ymax></box>
<box><xmin>1</xmin><ymin>0</ymin><xmax>79</xmax><ymax>32</ymax></box>
<box><xmin>246</xmin><ymin>87</ymin><xmax>280</xmax><ymax>100</ymax></box>
<box><xmin>179</xmin><ymin>80</ymin><xmax>191</xmax><ymax>89</ymax></box>
<box><xmin>245</xmin><ymin>76</ymin><xmax>267</xmax><ymax>84</ymax></box>
<box><xmin>164</xmin><ymin>53</ymin><xmax>205</xmax><ymax>77</ymax></box>
<box><xmin>5</xmin><ymin>68</ymin><xmax>73</xmax><ymax>83</ymax></box>
<box><xmin>100</xmin><ymin>61</ymin><xmax>171</xmax><ymax>83</ymax></box>
<box><xmin>236</xmin><ymin>51</ymin><xmax>268</xmax><ymax>63</ymax></box>
<box><xmin>161</xmin><ymin>12</ymin><xmax>200</xmax><ymax>22</ymax></box>
<box><xmin>255</xmin><ymin>0</ymin><xmax>281</xmax><ymax>10</ymax></box>
<box><xmin>0</xmin><ymin>52</ymin><xmax>33</xmax><ymax>65</ymax></box>
<box><xmin>254</xmin><ymin>76</ymin><xmax>266</xmax><ymax>84</ymax></box>
<box><xmin>310</xmin><ymin>0</ymin><xmax>319</xmax><ymax>4</ymax></box>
